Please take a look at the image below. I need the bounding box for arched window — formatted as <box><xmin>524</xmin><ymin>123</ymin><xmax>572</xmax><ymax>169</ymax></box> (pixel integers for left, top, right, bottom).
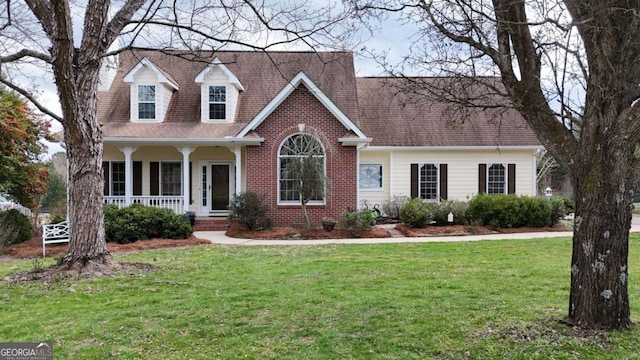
<box><xmin>278</xmin><ymin>133</ymin><xmax>326</xmax><ymax>204</ymax></box>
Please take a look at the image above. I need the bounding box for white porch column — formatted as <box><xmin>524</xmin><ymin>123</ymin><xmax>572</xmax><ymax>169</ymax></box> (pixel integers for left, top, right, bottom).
<box><xmin>232</xmin><ymin>146</ymin><xmax>242</xmax><ymax>196</ymax></box>
<box><xmin>118</xmin><ymin>146</ymin><xmax>138</xmax><ymax>206</ymax></box>
<box><xmin>176</xmin><ymin>146</ymin><xmax>196</xmax><ymax>213</ymax></box>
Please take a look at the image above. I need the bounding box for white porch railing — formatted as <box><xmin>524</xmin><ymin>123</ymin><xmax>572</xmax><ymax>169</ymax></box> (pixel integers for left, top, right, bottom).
<box><xmin>0</xmin><ymin>203</ymin><xmax>32</xmax><ymax>217</ymax></box>
<box><xmin>104</xmin><ymin>196</ymin><xmax>184</xmax><ymax>214</ymax></box>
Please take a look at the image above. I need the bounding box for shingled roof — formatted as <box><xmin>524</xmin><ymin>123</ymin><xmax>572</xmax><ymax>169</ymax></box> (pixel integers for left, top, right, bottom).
<box><xmin>99</xmin><ymin>50</ymin><xmax>540</xmax><ymax>147</ymax></box>
<box><xmin>356</xmin><ymin>77</ymin><xmax>541</xmax><ymax>147</ymax></box>
<box><xmin>99</xmin><ymin>50</ymin><xmax>359</xmax><ymax>139</ymax></box>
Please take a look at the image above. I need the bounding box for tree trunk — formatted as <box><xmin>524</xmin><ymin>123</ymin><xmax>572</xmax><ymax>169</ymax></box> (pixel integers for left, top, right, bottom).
<box><xmin>568</xmin><ymin>138</ymin><xmax>633</xmax><ymax>329</ymax></box>
<box><xmin>53</xmin><ymin>48</ymin><xmax>113</xmax><ymax>268</ymax></box>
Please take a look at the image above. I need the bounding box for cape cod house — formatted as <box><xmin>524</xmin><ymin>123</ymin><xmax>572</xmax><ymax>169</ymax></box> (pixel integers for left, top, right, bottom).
<box><xmin>98</xmin><ymin>50</ymin><xmax>542</xmax><ymax>228</ymax></box>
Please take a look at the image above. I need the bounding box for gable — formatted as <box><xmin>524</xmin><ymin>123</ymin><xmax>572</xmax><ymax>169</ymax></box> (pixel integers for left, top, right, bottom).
<box><xmin>238</xmin><ymin>71</ymin><xmax>370</xmax><ymax>145</ymax></box>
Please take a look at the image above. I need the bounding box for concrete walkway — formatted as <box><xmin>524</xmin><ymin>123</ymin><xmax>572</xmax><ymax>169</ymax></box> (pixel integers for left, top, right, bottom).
<box><xmin>194</xmin><ymin>215</ymin><xmax>640</xmax><ymax>246</ymax></box>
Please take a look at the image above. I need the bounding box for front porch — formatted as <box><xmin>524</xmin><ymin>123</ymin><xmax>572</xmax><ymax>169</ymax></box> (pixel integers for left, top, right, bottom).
<box><xmin>102</xmin><ymin>143</ymin><xmax>250</xmax><ymax>217</ymax></box>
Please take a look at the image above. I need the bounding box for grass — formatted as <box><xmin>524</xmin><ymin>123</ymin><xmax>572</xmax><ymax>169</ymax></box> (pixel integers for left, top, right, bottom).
<box><xmin>1</xmin><ymin>236</ymin><xmax>640</xmax><ymax>359</ymax></box>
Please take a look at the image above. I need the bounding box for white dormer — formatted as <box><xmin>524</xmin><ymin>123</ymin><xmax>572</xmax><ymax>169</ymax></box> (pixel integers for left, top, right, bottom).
<box><xmin>123</xmin><ymin>57</ymin><xmax>179</xmax><ymax>122</ymax></box>
<box><xmin>195</xmin><ymin>58</ymin><xmax>244</xmax><ymax>123</ymax></box>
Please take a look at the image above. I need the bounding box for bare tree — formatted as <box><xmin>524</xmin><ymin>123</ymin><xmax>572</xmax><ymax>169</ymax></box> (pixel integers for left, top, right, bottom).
<box><xmin>0</xmin><ymin>0</ymin><xmax>354</xmax><ymax>274</ymax></box>
<box><xmin>536</xmin><ymin>149</ymin><xmax>559</xmax><ymax>186</ymax></box>
<box><xmin>280</xmin><ymin>132</ymin><xmax>327</xmax><ymax>228</ymax></box>
<box><xmin>350</xmin><ymin>0</ymin><xmax>640</xmax><ymax>330</ymax></box>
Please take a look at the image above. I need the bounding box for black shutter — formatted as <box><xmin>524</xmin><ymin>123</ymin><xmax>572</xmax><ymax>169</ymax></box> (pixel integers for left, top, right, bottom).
<box><xmin>150</xmin><ymin>162</ymin><xmax>160</xmax><ymax>196</ymax></box>
<box><xmin>478</xmin><ymin>164</ymin><xmax>487</xmax><ymax>194</ymax></box>
<box><xmin>508</xmin><ymin>163</ymin><xmax>516</xmax><ymax>194</ymax></box>
<box><xmin>439</xmin><ymin>164</ymin><xmax>448</xmax><ymax>200</ymax></box>
<box><xmin>103</xmin><ymin>161</ymin><xmax>110</xmax><ymax>196</ymax></box>
<box><xmin>133</xmin><ymin>161</ymin><xmax>142</xmax><ymax>196</ymax></box>
<box><xmin>410</xmin><ymin>163</ymin><xmax>419</xmax><ymax>198</ymax></box>
<box><xmin>189</xmin><ymin>161</ymin><xmax>193</xmax><ymax>204</ymax></box>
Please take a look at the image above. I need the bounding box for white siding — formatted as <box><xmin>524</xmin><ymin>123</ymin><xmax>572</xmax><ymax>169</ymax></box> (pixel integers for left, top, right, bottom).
<box><xmin>129</xmin><ymin>68</ymin><xmax>174</xmax><ymax>122</ymax></box>
<box><xmin>358</xmin><ymin>151</ymin><xmax>390</xmax><ymax>208</ymax></box>
<box><xmin>358</xmin><ymin>148</ymin><xmax>537</xmax><ymax>204</ymax></box>
<box><xmin>200</xmin><ymin>68</ymin><xmax>240</xmax><ymax>123</ymax></box>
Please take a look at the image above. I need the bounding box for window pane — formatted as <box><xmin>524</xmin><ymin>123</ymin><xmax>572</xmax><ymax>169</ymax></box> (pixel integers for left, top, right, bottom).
<box><xmin>278</xmin><ymin>134</ymin><xmax>325</xmax><ymax>202</ymax></box>
<box><xmin>420</xmin><ymin>164</ymin><xmax>438</xmax><ymax>200</ymax></box>
<box><xmin>161</xmin><ymin>163</ymin><xmax>182</xmax><ymax>196</ymax></box>
<box><xmin>209</xmin><ymin>104</ymin><xmax>226</xmax><ymax>119</ymax></box>
<box><xmin>138</xmin><ymin>85</ymin><xmax>155</xmax><ymax>101</ymax></box>
<box><xmin>209</xmin><ymin>86</ymin><xmax>226</xmax><ymax>102</ymax></box>
<box><xmin>359</xmin><ymin>164</ymin><xmax>383</xmax><ymax>189</ymax></box>
<box><xmin>111</xmin><ymin>162</ymin><xmax>126</xmax><ymax>196</ymax></box>
<box><xmin>487</xmin><ymin>164</ymin><xmax>505</xmax><ymax>194</ymax></box>
<box><xmin>138</xmin><ymin>103</ymin><xmax>156</xmax><ymax>119</ymax></box>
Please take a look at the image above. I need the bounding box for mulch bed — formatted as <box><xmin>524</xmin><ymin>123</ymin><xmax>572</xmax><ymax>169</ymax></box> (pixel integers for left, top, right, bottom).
<box><xmin>3</xmin><ymin>236</ymin><xmax>212</xmax><ymax>260</ymax></box>
<box><xmin>226</xmin><ymin>225</ymin><xmax>391</xmax><ymax>240</ymax></box>
<box><xmin>2</xmin><ymin>223</ymin><xmax>572</xmax><ymax>261</ymax></box>
<box><xmin>395</xmin><ymin>224</ymin><xmax>571</xmax><ymax>237</ymax></box>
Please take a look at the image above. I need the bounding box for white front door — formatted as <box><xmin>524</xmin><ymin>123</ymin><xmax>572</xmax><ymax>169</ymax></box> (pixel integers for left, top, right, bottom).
<box><xmin>200</xmin><ymin>162</ymin><xmax>235</xmax><ymax>215</ymax></box>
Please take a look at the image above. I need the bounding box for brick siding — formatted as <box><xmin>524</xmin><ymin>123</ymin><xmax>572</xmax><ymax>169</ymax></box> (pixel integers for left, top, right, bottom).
<box><xmin>246</xmin><ymin>85</ymin><xmax>358</xmax><ymax>227</ymax></box>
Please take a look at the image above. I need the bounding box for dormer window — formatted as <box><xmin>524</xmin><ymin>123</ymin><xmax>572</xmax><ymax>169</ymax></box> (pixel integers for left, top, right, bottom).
<box><xmin>209</xmin><ymin>86</ymin><xmax>226</xmax><ymax>120</ymax></box>
<box><xmin>196</xmin><ymin>58</ymin><xmax>244</xmax><ymax>123</ymax></box>
<box><xmin>123</xmin><ymin>57</ymin><xmax>179</xmax><ymax>123</ymax></box>
<box><xmin>138</xmin><ymin>85</ymin><xmax>156</xmax><ymax>119</ymax></box>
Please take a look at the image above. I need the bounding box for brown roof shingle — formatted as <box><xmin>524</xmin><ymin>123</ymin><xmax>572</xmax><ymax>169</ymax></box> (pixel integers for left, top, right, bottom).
<box><xmin>98</xmin><ymin>50</ymin><xmax>359</xmax><ymax>139</ymax></box>
<box><xmin>356</xmin><ymin>77</ymin><xmax>541</xmax><ymax>147</ymax></box>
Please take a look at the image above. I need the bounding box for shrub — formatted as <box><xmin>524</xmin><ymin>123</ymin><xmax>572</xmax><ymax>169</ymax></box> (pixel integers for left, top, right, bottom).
<box><xmin>49</xmin><ymin>214</ymin><xmax>66</xmax><ymax>224</ymax></box>
<box><xmin>399</xmin><ymin>197</ymin><xmax>433</xmax><ymax>228</ymax></box>
<box><xmin>431</xmin><ymin>200</ymin><xmax>469</xmax><ymax>226</ymax></box>
<box><xmin>0</xmin><ymin>209</ymin><xmax>33</xmax><ymax>244</ymax></box>
<box><xmin>342</xmin><ymin>209</ymin><xmax>376</xmax><ymax>237</ymax></box>
<box><xmin>467</xmin><ymin>194</ymin><xmax>522</xmax><ymax>228</ymax></box>
<box><xmin>519</xmin><ymin>196</ymin><xmax>552</xmax><ymax>227</ymax></box>
<box><xmin>227</xmin><ymin>192</ymin><xmax>272</xmax><ymax>230</ymax></box>
<box><xmin>468</xmin><ymin>194</ymin><xmax>560</xmax><ymax>228</ymax></box>
<box><xmin>549</xmin><ymin>196</ymin><xmax>573</xmax><ymax>226</ymax></box>
<box><xmin>381</xmin><ymin>195</ymin><xmax>409</xmax><ymax>219</ymax></box>
<box><xmin>104</xmin><ymin>203</ymin><xmax>193</xmax><ymax>244</ymax></box>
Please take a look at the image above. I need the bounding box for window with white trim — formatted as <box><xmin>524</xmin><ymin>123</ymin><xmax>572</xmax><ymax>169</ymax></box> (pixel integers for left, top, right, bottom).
<box><xmin>487</xmin><ymin>163</ymin><xmax>506</xmax><ymax>194</ymax></box>
<box><xmin>359</xmin><ymin>164</ymin><xmax>383</xmax><ymax>190</ymax></box>
<box><xmin>161</xmin><ymin>162</ymin><xmax>182</xmax><ymax>196</ymax></box>
<box><xmin>420</xmin><ymin>163</ymin><xmax>439</xmax><ymax>201</ymax></box>
<box><xmin>103</xmin><ymin>161</ymin><xmax>125</xmax><ymax>196</ymax></box>
<box><xmin>278</xmin><ymin>133</ymin><xmax>325</xmax><ymax>203</ymax></box>
<box><xmin>208</xmin><ymin>86</ymin><xmax>226</xmax><ymax>120</ymax></box>
<box><xmin>138</xmin><ymin>85</ymin><xmax>156</xmax><ymax>119</ymax></box>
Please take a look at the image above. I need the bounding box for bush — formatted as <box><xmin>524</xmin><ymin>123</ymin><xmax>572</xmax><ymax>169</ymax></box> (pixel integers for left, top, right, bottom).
<box><xmin>467</xmin><ymin>194</ymin><xmax>523</xmax><ymax>228</ymax></box>
<box><xmin>549</xmin><ymin>196</ymin><xmax>573</xmax><ymax>226</ymax></box>
<box><xmin>104</xmin><ymin>203</ymin><xmax>193</xmax><ymax>244</ymax></box>
<box><xmin>468</xmin><ymin>194</ymin><xmax>561</xmax><ymax>228</ymax></box>
<box><xmin>431</xmin><ymin>200</ymin><xmax>469</xmax><ymax>226</ymax></box>
<box><xmin>381</xmin><ymin>195</ymin><xmax>409</xmax><ymax>219</ymax></box>
<box><xmin>399</xmin><ymin>197</ymin><xmax>434</xmax><ymax>228</ymax></box>
<box><xmin>227</xmin><ymin>192</ymin><xmax>272</xmax><ymax>230</ymax></box>
<box><xmin>0</xmin><ymin>209</ymin><xmax>33</xmax><ymax>244</ymax></box>
<box><xmin>519</xmin><ymin>196</ymin><xmax>552</xmax><ymax>227</ymax></box>
<box><xmin>49</xmin><ymin>214</ymin><xmax>66</xmax><ymax>224</ymax></box>
<box><xmin>342</xmin><ymin>209</ymin><xmax>376</xmax><ymax>237</ymax></box>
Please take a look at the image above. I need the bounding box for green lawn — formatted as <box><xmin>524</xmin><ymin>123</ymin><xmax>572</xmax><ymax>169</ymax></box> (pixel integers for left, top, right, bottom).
<box><xmin>1</xmin><ymin>236</ymin><xmax>640</xmax><ymax>359</ymax></box>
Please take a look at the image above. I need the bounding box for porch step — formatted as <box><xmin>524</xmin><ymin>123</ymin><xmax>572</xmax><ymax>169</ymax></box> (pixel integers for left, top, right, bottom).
<box><xmin>193</xmin><ymin>217</ymin><xmax>229</xmax><ymax>231</ymax></box>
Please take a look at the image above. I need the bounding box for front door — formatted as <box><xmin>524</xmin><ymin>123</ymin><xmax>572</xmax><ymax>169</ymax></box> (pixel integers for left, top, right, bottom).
<box><xmin>200</xmin><ymin>162</ymin><xmax>234</xmax><ymax>215</ymax></box>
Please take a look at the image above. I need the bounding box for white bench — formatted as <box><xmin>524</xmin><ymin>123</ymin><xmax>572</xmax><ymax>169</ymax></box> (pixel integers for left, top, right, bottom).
<box><xmin>42</xmin><ymin>220</ymin><xmax>70</xmax><ymax>257</ymax></box>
